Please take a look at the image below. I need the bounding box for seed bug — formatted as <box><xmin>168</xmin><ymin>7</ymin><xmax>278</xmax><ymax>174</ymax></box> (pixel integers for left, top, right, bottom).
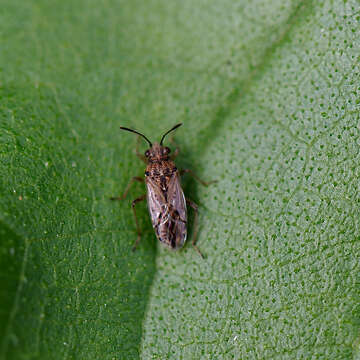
<box><xmin>111</xmin><ymin>123</ymin><xmax>215</xmax><ymax>258</ymax></box>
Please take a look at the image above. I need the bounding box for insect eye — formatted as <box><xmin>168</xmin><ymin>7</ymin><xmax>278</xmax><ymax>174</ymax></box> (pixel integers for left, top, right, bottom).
<box><xmin>145</xmin><ymin>150</ymin><xmax>150</xmax><ymax>157</ymax></box>
<box><xmin>164</xmin><ymin>147</ymin><xmax>171</xmax><ymax>154</ymax></box>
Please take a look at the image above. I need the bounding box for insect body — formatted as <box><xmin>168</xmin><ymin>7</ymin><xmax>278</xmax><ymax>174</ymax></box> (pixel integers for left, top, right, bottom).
<box><xmin>145</xmin><ymin>141</ymin><xmax>187</xmax><ymax>250</ymax></box>
<box><xmin>111</xmin><ymin>123</ymin><xmax>213</xmax><ymax>257</ymax></box>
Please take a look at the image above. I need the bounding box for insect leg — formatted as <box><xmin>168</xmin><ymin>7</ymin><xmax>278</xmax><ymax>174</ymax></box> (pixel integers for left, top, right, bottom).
<box><xmin>136</xmin><ymin>135</ymin><xmax>148</xmax><ymax>163</ymax></box>
<box><xmin>110</xmin><ymin>176</ymin><xmax>144</xmax><ymax>201</ymax></box>
<box><xmin>168</xmin><ymin>136</ymin><xmax>180</xmax><ymax>160</ymax></box>
<box><xmin>170</xmin><ymin>148</ymin><xmax>180</xmax><ymax>160</ymax></box>
<box><xmin>180</xmin><ymin>169</ymin><xmax>217</xmax><ymax>187</ymax></box>
<box><xmin>186</xmin><ymin>198</ymin><xmax>204</xmax><ymax>259</ymax></box>
<box><xmin>131</xmin><ymin>194</ymin><xmax>146</xmax><ymax>251</ymax></box>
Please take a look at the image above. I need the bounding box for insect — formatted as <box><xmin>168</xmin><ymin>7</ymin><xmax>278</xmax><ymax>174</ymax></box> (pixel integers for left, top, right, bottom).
<box><xmin>111</xmin><ymin>123</ymin><xmax>214</xmax><ymax>258</ymax></box>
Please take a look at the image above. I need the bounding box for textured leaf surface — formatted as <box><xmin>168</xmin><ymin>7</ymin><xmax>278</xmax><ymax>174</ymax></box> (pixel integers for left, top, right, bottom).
<box><xmin>0</xmin><ymin>1</ymin><xmax>359</xmax><ymax>359</ymax></box>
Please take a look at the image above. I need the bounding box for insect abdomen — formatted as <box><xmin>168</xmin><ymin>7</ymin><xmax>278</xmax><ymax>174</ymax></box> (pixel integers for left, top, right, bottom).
<box><xmin>157</xmin><ymin>215</ymin><xmax>187</xmax><ymax>249</ymax></box>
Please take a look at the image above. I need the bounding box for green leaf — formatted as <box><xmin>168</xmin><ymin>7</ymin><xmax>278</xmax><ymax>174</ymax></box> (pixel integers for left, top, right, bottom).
<box><xmin>1</xmin><ymin>0</ymin><xmax>359</xmax><ymax>359</ymax></box>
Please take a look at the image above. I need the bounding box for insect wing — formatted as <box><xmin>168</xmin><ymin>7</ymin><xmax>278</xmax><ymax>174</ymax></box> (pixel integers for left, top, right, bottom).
<box><xmin>167</xmin><ymin>172</ymin><xmax>187</xmax><ymax>245</ymax></box>
<box><xmin>145</xmin><ymin>172</ymin><xmax>187</xmax><ymax>249</ymax></box>
<box><xmin>145</xmin><ymin>177</ymin><xmax>164</xmax><ymax>231</ymax></box>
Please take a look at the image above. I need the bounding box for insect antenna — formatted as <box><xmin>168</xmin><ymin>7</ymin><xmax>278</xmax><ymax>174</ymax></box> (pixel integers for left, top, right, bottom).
<box><xmin>120</xmin><ymin>126</ymin><xmax>152</xmax><ymax>147</ymax></box>
<box><xmin>160</xmin><ymin>123</ymin><xmax>183</xmax><ymax>145</ymax></box>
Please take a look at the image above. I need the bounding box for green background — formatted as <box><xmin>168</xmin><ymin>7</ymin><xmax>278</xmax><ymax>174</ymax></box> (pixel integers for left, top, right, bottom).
<box><xmin>1</xmin><ymin>0</ymin><xmax>359</xmax><ymax>359</ymax></box>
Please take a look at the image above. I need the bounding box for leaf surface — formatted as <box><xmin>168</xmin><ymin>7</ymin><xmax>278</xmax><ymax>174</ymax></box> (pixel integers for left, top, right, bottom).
<box><xmin>0</xmin><ymin>1</ymin><xmax>359</xmax><ymax>359</ymax></box>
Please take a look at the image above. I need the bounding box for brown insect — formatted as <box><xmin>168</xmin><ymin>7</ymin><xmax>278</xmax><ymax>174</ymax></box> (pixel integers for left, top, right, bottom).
<box><xmin>111</xmin><ymin>123</ymin><xmax>214</xmax><ymax>258</ymax></box>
